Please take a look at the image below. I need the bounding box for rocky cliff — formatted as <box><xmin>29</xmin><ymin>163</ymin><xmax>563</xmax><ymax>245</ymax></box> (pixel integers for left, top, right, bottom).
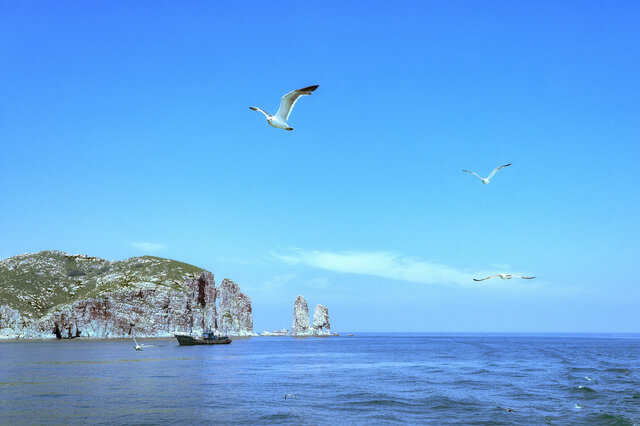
<box><xmin>217</xmin><ymin>278</ymin><xmax>254</xmax><ymax>336</ymax></box>
<box><xmin>0</xmin><ymin>251</ymin><xmax>255</xmax><ymax>339</ymax></box>
<box><xmin>291</xmin><ymin>295</ymin><xmax>331</xmax><ymax>336</ymax></box>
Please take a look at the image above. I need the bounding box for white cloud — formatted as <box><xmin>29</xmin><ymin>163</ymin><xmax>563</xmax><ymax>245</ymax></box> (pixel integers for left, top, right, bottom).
<box><xmin>131</xmin><ymin>242</ymin><xmax>166</xmax><ymax>253</ymax></box>
<box><xmin>273</xmin><ymin>249</ymin><xmax>479</xmax><ymax>286</ymax></box>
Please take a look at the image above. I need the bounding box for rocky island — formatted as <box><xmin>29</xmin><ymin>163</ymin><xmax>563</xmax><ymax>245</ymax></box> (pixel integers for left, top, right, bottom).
<box><xmin>261</xmin><ymin>295</ymin><xmax>332</xmax><ymax>336</ymax></box>
<box><xmin>0</xmin><ymin>251</ymin><xmax>256</xmax><ymax>339</ymax></box>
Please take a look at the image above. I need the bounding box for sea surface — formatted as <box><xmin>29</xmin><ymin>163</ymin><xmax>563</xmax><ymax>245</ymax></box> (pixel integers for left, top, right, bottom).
<box><xmin>1</xmin><ymin>334</ymin><xmax>639</xmax><ymax>425</ymax></box>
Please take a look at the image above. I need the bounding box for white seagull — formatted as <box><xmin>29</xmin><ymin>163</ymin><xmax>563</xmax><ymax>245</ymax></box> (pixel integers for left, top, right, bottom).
<box><xmin>250</xmin><ymin>85</ymin><xmax>319</xmax><ymax>130</ymax></box>
<box><xmin>462</xmin><ymin>163</ymin><xmax>511</xmax><ymax>184</ymax></box>
<box><xmin>132</xmin><ymin>337</ymin><xmax>143</xmax><ymax>351</ymax></box>
<box><xmin>474</xmin><ymin>274</ymin><xmax>536</xmax><ymax>282</ymax></box>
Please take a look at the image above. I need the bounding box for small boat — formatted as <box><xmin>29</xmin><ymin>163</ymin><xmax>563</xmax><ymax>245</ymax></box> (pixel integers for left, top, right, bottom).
<box><xmin>175</xmin><ymin>331</ymin><xmax>232</xmax><ymax>346</ymax></box>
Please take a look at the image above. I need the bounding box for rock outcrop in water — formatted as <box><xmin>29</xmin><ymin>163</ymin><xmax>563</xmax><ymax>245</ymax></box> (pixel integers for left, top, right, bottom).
<box><xmin>0</xmin><ymin>251</ymin><xmax>255</xmax><ymax>339</ymax></box>
<box><xmin>216</xmin><ymin>278</ymin><xmax>254</xmax><ymax>336</ymax></box>
<box><xmin>291</xmin><ymin>295</ymin><xmax>331</xmax><ymax>336</ymax></box>
<box><xmin>312</xmin><ymin>304</ymin><xmax>331</xmax><ymax>334</ymax></box>
<box><xmin>291</xmin><ymin>295</ymin><xmax>312</xmax><ymax>336</ymax></box>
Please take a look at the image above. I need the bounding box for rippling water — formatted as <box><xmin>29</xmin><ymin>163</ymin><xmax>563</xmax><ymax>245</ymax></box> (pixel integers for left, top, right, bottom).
<box><xmin>1</xmin><ymin>334</ymin><xmax>639</xmax><ymax>424</ymax></box>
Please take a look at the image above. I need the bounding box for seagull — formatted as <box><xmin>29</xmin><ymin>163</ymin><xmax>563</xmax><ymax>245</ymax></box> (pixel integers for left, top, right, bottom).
<box><xmin>462</xmin><ymin>163</ymin><xmax>511</xmax><ymax>184</ymax></box>
<box><xmin>473</xmin><ymin>274</ymin><xmax>536</xmax><ymax>281</ymax></box>
<box><xmin>133</xmin><ymin>337</ymin><xmax>142</xmax><ymax>351</ymax></box>
<box><xmin>498</xmin><ymin>406</ymin><xmax>517</xmax><ymax>412</ymax></box>
<box><xmin>284</xmin><ymin>394</ymin><xmax>297</xmax><ymax>400</ymax></box>
<box><xmin>250</xmin><ymin>85</ymin><xmax>319</xmax><ymax>130</ymax></box>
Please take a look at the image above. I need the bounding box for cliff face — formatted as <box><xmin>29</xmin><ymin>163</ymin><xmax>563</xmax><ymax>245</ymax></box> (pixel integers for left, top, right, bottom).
<box><xmin>0</xmin><ymin>251</ymin><xmax>254</xmax><ymax>339</ymax></box>
<box><xmin>217</xmin><ymin>278</ymin><xmax>254</xmax><ymax>336</ymax></box>
<box><xmin>291</xmin><ymin>295</ymin><xmax>331</xmax><ymax>336</ymax></box>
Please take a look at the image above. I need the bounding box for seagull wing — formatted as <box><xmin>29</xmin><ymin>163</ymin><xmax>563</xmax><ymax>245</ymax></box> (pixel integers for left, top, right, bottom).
<box><xmin>249</xmin><ymin>106</ymin><xmax>270</xmax><ymax>119</ymax></box>
<box><xmin>513</xmin><ymin>275</ymin><xmax>536</xmax><ymax>279</ymax></box>
<box><xmin>133</xmin><ymin>337</ymin><xmax>138</xmax><ymax>346</ymax></box>
<box><xmin>486</xmin><ymin>163</ymin><xmax>511</xmax><ymax>182</ymax></box>
<box><xmin>462</xmin><ymin>170</ymin><xmax>484</xmax><ymax>180</ymax></box>
<box><xmin>275</xmin><ymin>85</ymin><xmax>319</xmax><ymax>122</ymax></box>
<box><xmin>473</xmin><ymin>275</ymin><xmax>497</xmax><ymax>281</ymax></box>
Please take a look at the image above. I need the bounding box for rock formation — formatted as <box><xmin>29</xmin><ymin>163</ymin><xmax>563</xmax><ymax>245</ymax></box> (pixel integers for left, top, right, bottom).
<box><xmin>291</xmin><ymin>295</ymin><xmax>331</xmax><ymax>336</ymax></box>
<box><xmin>312</xmin><ymin>304</ymin><xmax>331</xmax><ymax>335</ymax></box>
<box><xmin>291</xmin><ymin>295</ymin><xmax>312</xmax><ymax>336</ymax></box>
<box><xmin>0</xmin><ymin>251</ymin><xmax>255</xmax><ymax>339</ymax></box>
<box><xmin>216</xmin><ymin>278</ymin><xmax>255</xmax><ymax>336</ymax></box>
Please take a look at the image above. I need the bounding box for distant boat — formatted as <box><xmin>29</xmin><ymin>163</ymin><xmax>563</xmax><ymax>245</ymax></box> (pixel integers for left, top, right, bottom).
<box><xmin>175</xmin><ymin>331</ymin><xmax>232</xmax><ymax>346</ymax></box>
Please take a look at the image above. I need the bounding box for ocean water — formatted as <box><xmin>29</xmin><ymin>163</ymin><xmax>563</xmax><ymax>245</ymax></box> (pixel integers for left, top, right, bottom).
<box><xmin>1</xmin><ymin>334</ymin><xmax>639</xmax><ymax>425</ymax></box>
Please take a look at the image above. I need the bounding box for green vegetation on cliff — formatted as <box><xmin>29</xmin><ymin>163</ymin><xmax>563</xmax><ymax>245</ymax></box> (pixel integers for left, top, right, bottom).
<box><xmin>0</xmin><ymin>250</ymin><xmax>203</xmax><ymax>318</ymax></box>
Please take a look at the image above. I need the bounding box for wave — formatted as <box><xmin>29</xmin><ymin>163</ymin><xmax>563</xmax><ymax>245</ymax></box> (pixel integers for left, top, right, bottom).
<box><xmin>605</xmin><ymin>368</ymin><xmax>632</xmax><ymax>375</ymax></box>
<box><xmin>595</xmin><ymin>413</ymin><xmax>635</xmax><ymax>425</ymax></box>
<box><xmin>341</xmin><ymin>398</ymin><xmax>417</xmax><ymax>408</ymax></box>
<box><xmin>258</xmin><ymin>413</ymin><xmax>305</xmax><ymax>422</ymax></box>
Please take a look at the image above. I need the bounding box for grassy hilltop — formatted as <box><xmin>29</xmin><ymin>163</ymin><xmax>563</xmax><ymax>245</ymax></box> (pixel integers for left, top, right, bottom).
<box><xmin>0</xmin><ymin>250</ymin><xmax>203</xmax><ymax>319</ymax></box>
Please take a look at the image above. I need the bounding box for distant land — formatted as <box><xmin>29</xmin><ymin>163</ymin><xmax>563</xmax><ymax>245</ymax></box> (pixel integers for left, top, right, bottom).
<box><xmin>0</xmin><ymin>250</ymin><xmax>254</xmax><ymax>339</ymax></box>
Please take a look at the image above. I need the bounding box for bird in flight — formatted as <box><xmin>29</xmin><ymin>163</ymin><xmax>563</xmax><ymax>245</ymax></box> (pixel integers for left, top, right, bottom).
<box><xmin>250</xmin><ymin>85</ymin><xmax>319</xmax><ymax>131</ymax></box>
<box><xmin>474</xmin><ymin>274</ymin><xmax>536</xmax><ymax>281</ymax></box>
<box><xmin>284</xmin><ymin>394</ymin><xmax>297</xmax><ymax>400</ymax></box>
<box><xmin>133</xmin><ymin>337</ymin><xmax>143</xmax><ymax>351</ymax></box>
<box><xmin>462</xmin><ymin>163</ymin><xmax>511</xmax><ymax>184</ymax></box>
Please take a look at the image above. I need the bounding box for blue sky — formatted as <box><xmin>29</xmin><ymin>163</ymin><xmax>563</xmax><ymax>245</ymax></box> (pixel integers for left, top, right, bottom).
<box><xmin>1</xmin><ymin>1</ymin><xmax>639</xmax><ymax>332</ymax></box>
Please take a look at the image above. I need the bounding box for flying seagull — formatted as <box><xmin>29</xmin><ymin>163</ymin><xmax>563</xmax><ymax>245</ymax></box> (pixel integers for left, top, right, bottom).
<box><xmin>284</xmin><ymin>394</ymin><xmax>297</xmax><ymax>400</ymax></box>
<box><xmin>250</xmin><ymin>85</ymin><xmax>319</xmax><ymax>130</ymax></box>
<box><xmin>462</xmin><ymin>163</ymin><xmax>511</xmax><ymax>184</ymax></box>
<box><xmin>474</xmin><ymin>274</ymin><xmax>536</xmax><ymax>282</ymax></box>
<box><xmin>133</xmin><ymin>337</ymin><xmax>142</xmax><ymax>351</ymax></box>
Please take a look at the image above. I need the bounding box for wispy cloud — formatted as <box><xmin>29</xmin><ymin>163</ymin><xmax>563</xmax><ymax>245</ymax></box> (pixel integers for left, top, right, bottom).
<box><xmin>131</xmin><ymin>242</ymin><xmax>166</xmax><ymax>253</ymax></box>
<box><xmin>262</xmin><ymin>273</ymin><xmax>297</xmax><ymax>291</ymax></box>
<box><xmin>273</xmin><ymin>249</ymin><xmax>479</xmax><ymax>286</ymax></box>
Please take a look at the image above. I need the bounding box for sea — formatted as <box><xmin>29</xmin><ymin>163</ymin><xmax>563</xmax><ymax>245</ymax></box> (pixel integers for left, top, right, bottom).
<box><xmin>1</xmin><ymin>334</ymin><xmax>639</xmax><ymax>425</ymax></box>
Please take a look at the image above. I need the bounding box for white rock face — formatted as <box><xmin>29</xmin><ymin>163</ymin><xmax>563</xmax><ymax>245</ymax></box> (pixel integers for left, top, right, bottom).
<box><xmin>187</xmin><ymin>271</ymin><xmax>217</xmax><ymax>332</ymax></box>
<box><xmin>312</xmin><ymin>304</ymin><xmax>331</xmax><ymax>335</ymax></box>
<box><xmin>291</xmin><ymin>295</ymin><xmax>312</xmax><ymax>336</ymax></box>
<box><xmin>291</xmin><ymin>296</ymin><xmax>332</xmax><ymax>337</ymax></box>
<box><xmin>217</xmin><ymin>278</ymin><xmax>256</xmax><ymax>336</ymax></box>
<box><xmin>3</xmin><ymin>270</ymin><xmax>220</xmax><ymax>339</ymax></box>
<box><xmin>0</xmin><ymin>251</ymin><xmax>256</xmax><ymax>339</ymax></box>
<box><xmin>0</xmin><ymin>305</ymin><xmax>26</xmax><ymax>339</ymax></box>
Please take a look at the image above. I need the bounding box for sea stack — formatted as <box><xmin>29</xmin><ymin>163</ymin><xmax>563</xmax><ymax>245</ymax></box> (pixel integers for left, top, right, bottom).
<box><xmin>291</xmin><ymin>295</ymin><xmax>332</xmax><ymax>336</ymax></box>
<box><xmin>216</xmin><ymin>278</ymin><xmax>255</xmax><ymax>336</ymax></box>
<box><xmin>312</xmin><ymin>304</ymin><xmax>331</xmax><ymax>335</ymax></box>
<box><xmin>291</xmin><ymin>295</ymin><xmax>312</xmax><ymax>336</ymax></box>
